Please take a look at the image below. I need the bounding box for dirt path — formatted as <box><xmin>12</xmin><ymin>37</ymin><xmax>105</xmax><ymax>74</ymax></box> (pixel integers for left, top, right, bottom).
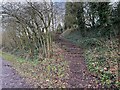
<box><xmin>0</xmin><ymin>57</ymin><xmax>32</xmax><ymax>88</ymax></box>
<box><xmin>55</xmin><ymin>37</ymin><xmax>100</xmax><ymax>88</ymax></box>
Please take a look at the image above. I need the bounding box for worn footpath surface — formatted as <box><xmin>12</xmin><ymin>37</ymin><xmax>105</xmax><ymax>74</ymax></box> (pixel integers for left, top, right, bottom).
<box><xmin>0</xmin><ymin>35</ymin><xmax>101</xmax><ymax>88</ymax></box>
<box><xmin>55</xmin><ymin>36</ymin><xmax>101</xmax><ymax>88</ymax></box>
<box><xmin>0</xmin><ymin>57</ymin><xmax>32</xmax><ymax>88</ymax></box>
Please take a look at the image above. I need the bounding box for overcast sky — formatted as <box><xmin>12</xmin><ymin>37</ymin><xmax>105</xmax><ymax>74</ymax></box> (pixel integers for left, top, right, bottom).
<box><xmin>0</xmin><ymin>0</ymin><xmax>120</xmax><ymax>2</ymax></box>
<box><xmin>0</xmin><ymin>0</ymin><xmax>66</xmax><ymax>2</ymax></box>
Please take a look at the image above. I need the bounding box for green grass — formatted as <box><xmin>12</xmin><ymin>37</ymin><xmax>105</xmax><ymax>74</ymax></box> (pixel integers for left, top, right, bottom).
<box><xmin>0</xmin><ymin>46</ymin><xmax>69</xmax><ymax>88</ymax></box>
<box><xmin>63</xmin><ymin>30</ymin><xmax>82</xmax><ymax>45</ymax></box>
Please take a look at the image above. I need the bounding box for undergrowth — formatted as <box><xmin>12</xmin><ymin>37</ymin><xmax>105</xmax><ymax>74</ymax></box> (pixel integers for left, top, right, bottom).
<box><xmin>64</xmin><ymin>30</ymin><xmax>119</xmax><ymax>88</ymax></box>
<box><xmin>84</xmin><ymin>38</ymin><xmax>119</xmax><ymax>88</ymax></box>
<box><xmin>0</xmin><ymin>43</ymin><xmax>69</xmax><ymax>88</ymax></box>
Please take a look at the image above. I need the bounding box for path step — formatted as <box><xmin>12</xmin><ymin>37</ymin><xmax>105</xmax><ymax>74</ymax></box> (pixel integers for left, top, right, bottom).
<box><xmin>54</xmin><ymin>36</ymin><xmax>98</xmax><ymax>88</ymax></box>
